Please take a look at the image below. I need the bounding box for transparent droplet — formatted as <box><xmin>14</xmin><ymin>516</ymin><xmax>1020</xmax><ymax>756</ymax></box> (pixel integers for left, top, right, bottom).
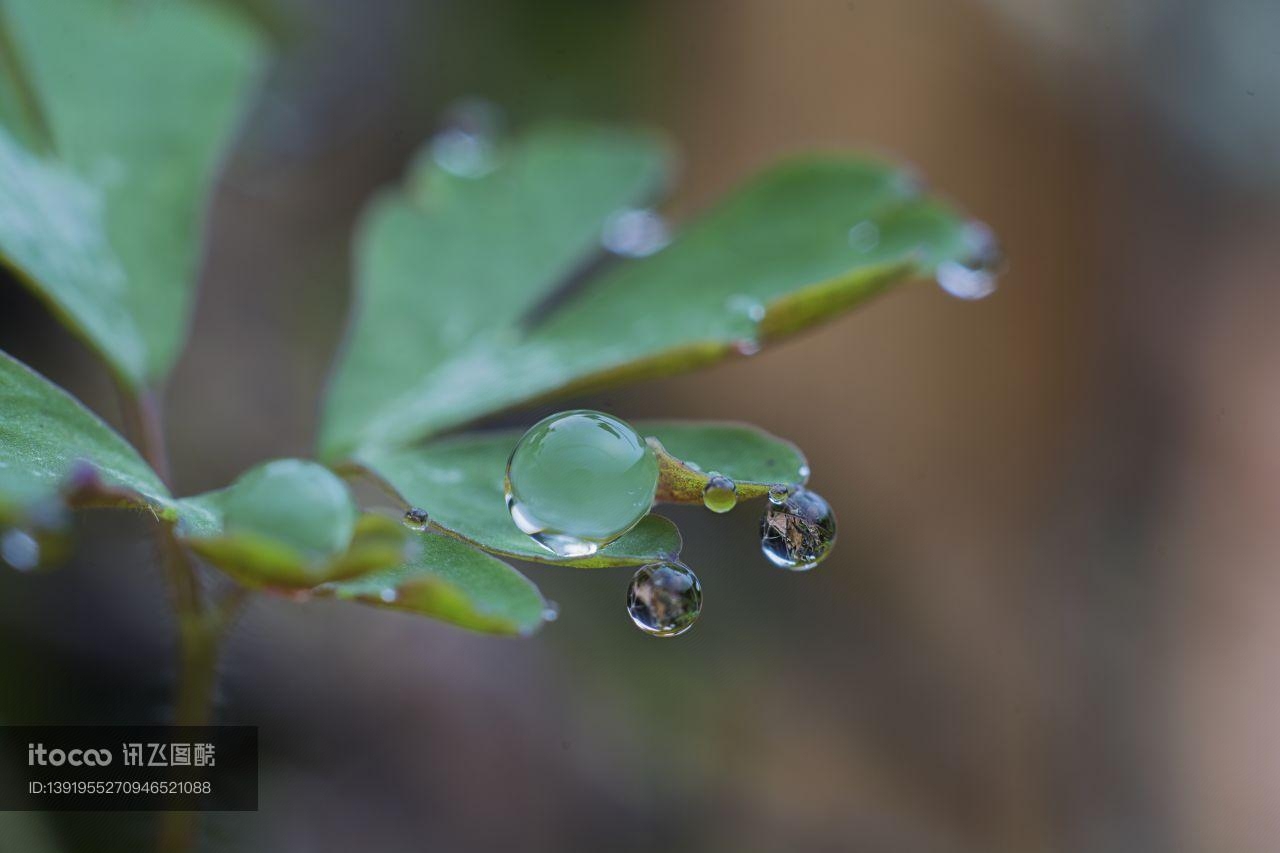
<box><xmin>760</xmin><ymin>488</ymin><xmax>837</xmax><ymax>571</ymax></box>
<box><xmin>734</xmin><ymin>339</ymin><xmax>762</xmax><ymax>357</ymax></box>
<box><xmin>542</xmin><ymin>600</ymin><xmax>561</xmax><ymax>622</ymax></box>
<box><xmin>378</xmin><ymin>588</ymin><xmax>398</xmax><ymax>603</ymax></box>
<box><xmin>0</xmin><ymin>529</ymin><xmax>40</xmax><ymax>572</ymax></box>
<box><xmin>847</xmin><ymin>220</ymin><xmax>880</xmax><ymax>253</ymax></box>
<box><xmin>767</xmin><ymin>484</ymin><xmax>795</xmax><ymax>505</ymax></box>
<box><xmin>601</xmin><ymin>208</ymin><xmax>669</xmax><ymax>258</ymax></box>
<box><xmin>702</xmin><ymin>473</ymin><xmax>738</xmax><ymax>513</ymax></box>
<box><xmin>935</xmin><ymin>221</ymin><xmax>1003</xmax><ymax>301</ymax></box>
<box><xmin>626</xmin><ymin>562</ymin><xmax>702</xmax><ymax>637</ymax></box>
<box><xmin>428</xmin><ymin>100</ymin><xmax>503</xmax><ymax>180</ymax></box>
<box><xmin>505</xmin><ymin>410</ymin><xmax>659</xmax><ymax>558</ymax></box>
<box><xmin>402</xmin><ymin>507</ymin><xmax>430</xmax><ymax>532</ymax></box>
<box><xmin>726</xmin><ymin>295</ymin><xmax>766</xmax><ymax>323</ymax></box>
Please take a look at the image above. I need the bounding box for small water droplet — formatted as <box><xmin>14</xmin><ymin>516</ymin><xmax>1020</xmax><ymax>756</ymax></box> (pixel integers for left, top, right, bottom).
<box><xmin>702</xmin><ymin>472</ymin><xmax>738</xmax><ymax>513</ymax></box>
<box><xmin>734</xmin><ymin>339</ymin><xmax>762</xmax><ymax>357</ymax></box>
<box><xmin>847</xmin><ymin>220</ymin><xmax>880</xmax><ymax>253</ymax></box>
<box><xmin>1</xmin><ymin>529</ymin><xmax>40</xmax><ymax>572</ymax></box>
<box><xmin>601</xmin><ymin>208</ymin><xmax>669</xmax><ymax>258</ymax></box>
<box><xmin>542</xmin><ymin>600</ymin><xmax>560</xmax><ymax>622</ymax></box>
<box><xmin>506</xmin><ymin>410</ymin><xmax>659</xmax><ymax>558</ymax></box>
<box><xmin>767</xmin><ymin>484</ymin><xmax>795</xmax><ymax>505</ymax></box>
<box><xmin>760</xmin><ymin>487</ymin><xmax>837</xmax><ymax>571</ymax></box>
<box><xmin>379</xmin><ymin>588</ymin><xmax>398</xmax><ymax>603</ymax></box>
<box><xmin>727</xmin><ymin>295</ymin><xmax>766</xmax><ymax>323</ymax></box>
<box><xmin>402</xmin><ymin>507</ymin><xmax>430</xmax><ymax>532</ymax></box>
<box><xmin>626</xmin><ymin>561</ymin><xmax>702</xmax><ymax>637</ymax></box>
<box><xmin>428</xmin><ymin>100</ymin><xmax>503</xmax><ymax>180</ymax></box>
<box><xmin>935</xmin><ymin>221</ymin><xmax>1003</xmax><ymax>301</ymax></box>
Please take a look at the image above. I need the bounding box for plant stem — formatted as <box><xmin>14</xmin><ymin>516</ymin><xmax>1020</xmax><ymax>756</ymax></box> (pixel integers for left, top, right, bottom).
<box><xmin>117</xmin><ymin>383</ymin><xmax>241</xmax><ymax>853</ymax></box>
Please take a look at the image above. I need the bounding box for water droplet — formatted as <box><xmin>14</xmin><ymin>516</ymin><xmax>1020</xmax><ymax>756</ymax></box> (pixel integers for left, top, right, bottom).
<box><xmin>626</xmin><ymin>562</ymin><xmax>702</xmax><ymax>637</ymax></box>
<box><xmin>935</xmin><ymin>221</ymin><xmax>1003</xmax><ymax>301</ymax></box>
<box><xmin>727</xmin><ymin>295</ymin><xmax>766</xmax><ymax>323</ymax></box>
<box><xmin>601</xmin><ymin>208</ymin><xmax>669</xmax><ymax>258</ymax></box>
<box><xmin>734</xmin><ymin>339</ymin><xmax>762</xmax><ymax>357</ymax></box>
<box><xmin>1</xmin><ymin>529</ymin><xmax>40</xmax><ymax>571</ymax></box>
<box><xmin>428</xmin><ymin>100</ymin><xmax>503</xmax><ymax>180</ymax></box>
<box><xmin>542</xmin><ymin>600</ymin><xmax>561</xmax><ymax>622</ymax></box>
<box><xmin>379</xmin><ymin>588</ymin><xmax>398</xmax><ymax>603</ymax></box>
<box><xmin>402</xmin><ymin>507</ymin><xmax>430</xmax><ymax>532</ymax></box>
<box><xmin>760</xmin><ymin>488</ymin><xmax>837</xmax><ymax>571</ymax></box>
<box><xmin>847</xmin><ymin>220</ymin><xmax>880</xmax><ymax>253</ymax></box>
<box><xmin>702</xmin><ymin>472</ymin><xmax>738</xmax><ymax>513</ymax></box>
<box><xmin>767</xmin><ymin>484</ymin><xmax>794</xmax><ymax>505</ymax></box>
<box><xmin>798</xmin><ymin>463</ymin><xmax>811</xmax><ymax>481</ymax></box>
<box><xmin>505</xmin><ymin>410</ymin><xmax>659</xmax><ymax>558</ymax></box>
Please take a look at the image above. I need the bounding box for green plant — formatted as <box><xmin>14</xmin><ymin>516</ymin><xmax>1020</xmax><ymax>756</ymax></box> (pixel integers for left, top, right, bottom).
<box><xmin>0</xmin><ymin>0</ymin><xmax>993</xmax><ymax>818</ymax></box>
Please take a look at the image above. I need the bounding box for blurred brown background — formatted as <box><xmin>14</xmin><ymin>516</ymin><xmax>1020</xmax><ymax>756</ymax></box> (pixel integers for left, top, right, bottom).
<box><xmin>2</xmin><ymin>0</ymin><xmax>1279</xmax><ymax>850</ymax></box>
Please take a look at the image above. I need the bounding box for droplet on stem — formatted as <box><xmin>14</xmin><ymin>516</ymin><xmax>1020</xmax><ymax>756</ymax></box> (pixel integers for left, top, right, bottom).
<box><xmin>702</xmin><ymin>472</ymin><xmax>738</xmax><ymax>513</ymax></box>
<box><xmin>626</xmin><ymin>561</ymin><xmax>702</xmax><ymax>637</ymax></box>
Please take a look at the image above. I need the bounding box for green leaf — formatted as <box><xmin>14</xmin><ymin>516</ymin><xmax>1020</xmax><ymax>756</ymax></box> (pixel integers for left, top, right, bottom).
<box><xmin>316</xmin><ymin>533</ymin><xmax>549</xmax><ymax>636</ymax></box>
<box><xmin>320</xmin><ymin>123</ymin><xmax>670</xmax><ymax>459</ymax></box>
<box><xmin>174</xmin><ymin>460</ymin><xmax>410</xmax><ymax>589</ymax></box>
<box><xmin>0</xmin><ymin>348</ymin><xmax>171</xmax><ymax>522</ymax></box>
<box><xmin>642</xmin><ymin>421</ymin><xmax>809</xmax><ymax>504</ymax></box>
<box><xmin>0</xmin><ymin>0</ymin><xmax>264</xmax><ymax>388</ymax></box>
<box><xmin>357</xmin><ymin>431</ymin><xmax>683</xmax><ymax>568</ymax></box>
<box><xmin>320</xmin><ymin>128</ymin><xmax>973</xmax><ymax>460</ymax></box>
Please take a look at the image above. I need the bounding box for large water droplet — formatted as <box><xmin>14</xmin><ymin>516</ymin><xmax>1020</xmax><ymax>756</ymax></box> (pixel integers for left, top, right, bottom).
<box><xmin>935</xmin><ymin>221</ymin><xmax>1003</xmax><ymax>300</ymax></box>
<box><xmin>1</xmin><ymin>529</ymin><xmax>40</xmax><ymax>571</ymax></box>
<box><xmin>429</xmin><ymin>99</ymin><xmax>503</xmax><ymax>179</ymax></box>
<box><xmin>601</xmin><ymin>209</ymin><xmax>669</xmax><ymax>258</ymax></box>
<box><xmin>402</xmin><ymin>507</ymin><xmax>430</xmax><ymax>532</ymax></box>
<box><xmin>847</xmin><ymin>220</ymin><xmax>880</xmax><ymax>253</ymax></box>
<box><xmin>760</xmin><ymin>487</ymin><xmax>837</xmax><ymax>571</ymax></box>
<box><xmin>702</xmin><ymin>472</ymin><xmax>738</xmax><ymax>513</ymax></box>
<box><xmin>505</xmin><ymin>410</ymin><xmax>659</xmax><ymax>558</ymax></box>
<box><xmin>626</xmin><ymin>561</ymin><xmax>702</xmax><ymax>637</ymax></box>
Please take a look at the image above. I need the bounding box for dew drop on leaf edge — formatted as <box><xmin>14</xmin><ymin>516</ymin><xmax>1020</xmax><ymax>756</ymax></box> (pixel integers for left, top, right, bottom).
<box><xmin>759</xmin><ymin>487</ymin><xmax>837</xmax><ymax>571</ymax></box>
<box><xmin>702</xmin><ymin>472</ymin><xmax>738</xmax><ymax>513</ymax></box>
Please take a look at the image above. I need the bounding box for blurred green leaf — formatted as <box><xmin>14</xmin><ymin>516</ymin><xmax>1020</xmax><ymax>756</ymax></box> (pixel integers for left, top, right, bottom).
<box><xmin>0</xmin><ymin>0</ymin><xmax>263</xmax><ymax>388</ymax></box>
<box><xmin>317</xmin><ymin>533</ymin><xmax>548</xmax><ymax>636</ymax></box>
<box><xmin>320</xmin><ymin>123</ymin><xmax>670</xmax><ymax>459</ymax></box>
<box><xmin>642</xmin><ymin>421</ymin><xmax>809</xmax><ymax>503</ymax></box>
<box><xmin>0</xmin><ymin>348</ymin><xmax>171</xmax><ymax>523</ymax></box>
<box><xmin>358</xmin><ymin>431</ymin><xmax>682</xmax><ymax>568</ymax></box>
<box><xmin>175</xmin><ymin>461</ymin><xmax>410</xmax><ymax>589</ymax></box>
<box><xmin>321</xmin><ymin>128</ymin><xmax>971</xmax><ymax>460</ymax></box>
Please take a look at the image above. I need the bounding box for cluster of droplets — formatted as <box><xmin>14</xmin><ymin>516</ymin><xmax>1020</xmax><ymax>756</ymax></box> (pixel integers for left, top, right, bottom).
<box><xmin>504</xmin><ymin>410</ymin><xmax>840</xmax><ymax>638</ymax></box>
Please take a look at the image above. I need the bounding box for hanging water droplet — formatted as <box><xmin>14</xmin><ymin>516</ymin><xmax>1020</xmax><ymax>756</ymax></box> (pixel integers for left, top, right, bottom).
<box><xmin>626</xmin><ymin>561</ymin><xmax>702</xmax><ymax>637</ymax></box>
<box><xmin>378</xmin><ymin>588</ymin><xmax>398</xmax><ymax>604</ymax></box>
<box><xmin>935</xmin><ymin>221</ymin><xmax>1003</xmax><ymax>301</ymax></box>
<box><xmin>542</xmin><ymin>600</ymin><xmax>561</xmax><ymax>622</ymax></box>
<box><xmin>402</xmin><ymin>507</ymin><xmax>430</xmax><ymax>532</ymax></box>
<box><xmin>429</xmin><ymin>99</ymin><xmax>503</xmax><ymax>179</ymax></box>
<box><xmin>702</xmin><ymin>472</ymin><xmax>738</xmax><ymax>513</ymax></box>
<box><xmin>0</xmin><ymin>529</ymin><xmax>40</xmax><ymax>572</ymax></box>
<box><xmin>734</xmin><ymin>339</ymin><xmax>762</xmax><ymax>357</ymax></box>
<box><xmin>601</xmin><ymin>208</ymin><xmax>669</xmax><ymax>258</ymax></box>
<box><xmin>760</xmin><ymin>487</ymin><xmax>837</xmax><ymax>571</ymax></box>
<box><xmin>505</xmin><ymin>410</ymin><xmax>659</xmax><ymax>558</ymax></box>
<box><xmin>847</xmin><ymin>220</ymin><xmax>880</xmax><ymax>253</ymax></box>
<box><xmin>767</xmin><ymin>484</ymin><xmax>794</xmax><ymax>505</ymax></box>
